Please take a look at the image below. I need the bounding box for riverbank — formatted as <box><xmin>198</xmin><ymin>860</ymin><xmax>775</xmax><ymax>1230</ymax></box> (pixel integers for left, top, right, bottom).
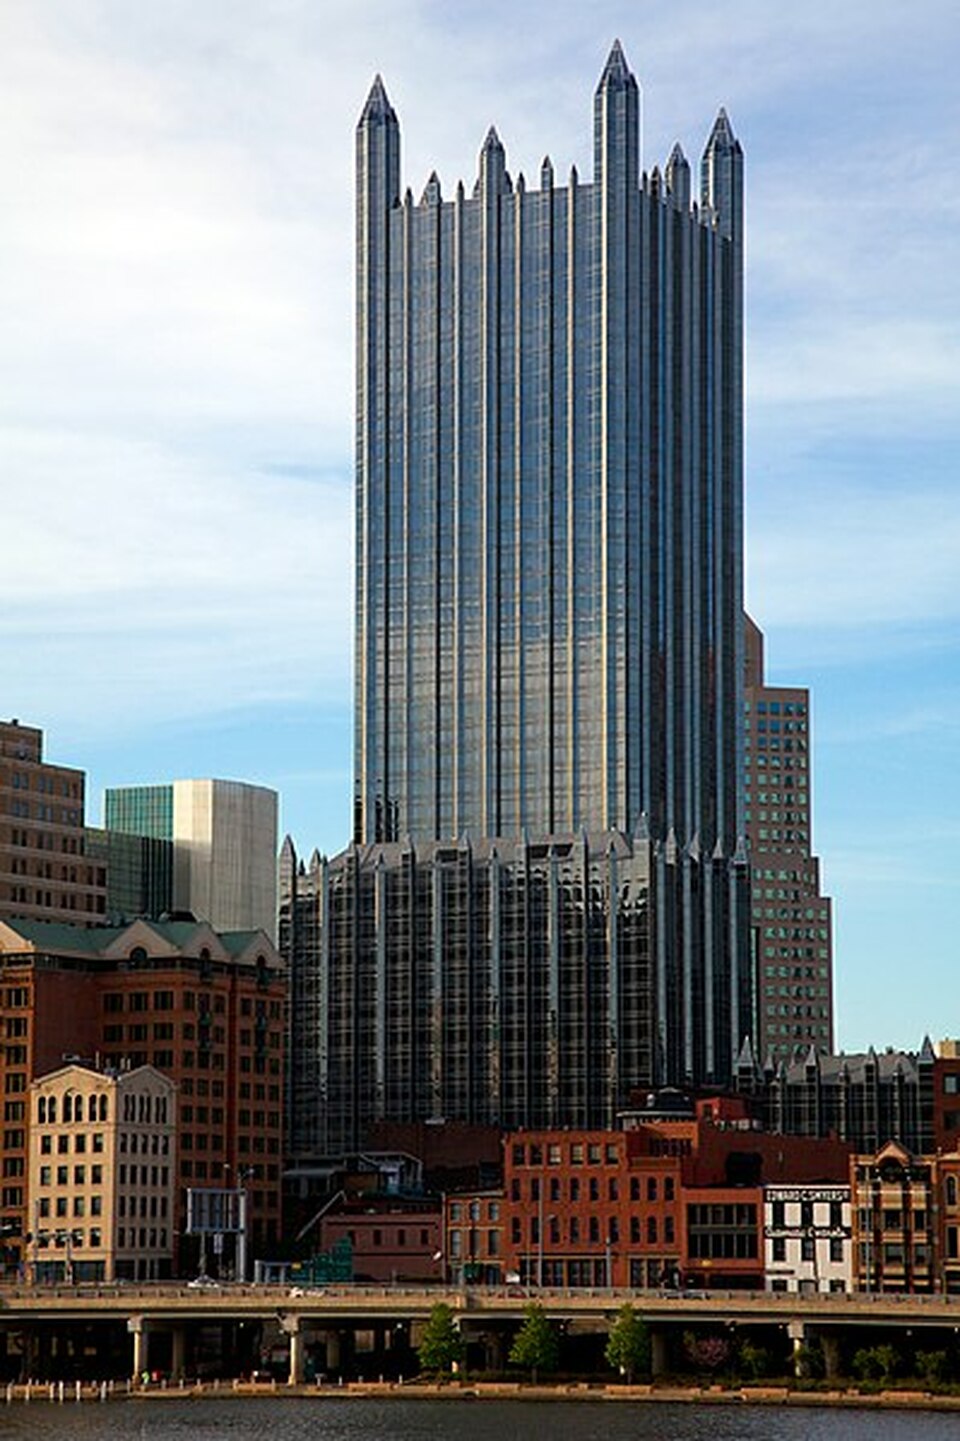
<box><xmin>8</xmin><ymin>1377</ymin><xmax>960</xmax><ymax>1413</ymax></box>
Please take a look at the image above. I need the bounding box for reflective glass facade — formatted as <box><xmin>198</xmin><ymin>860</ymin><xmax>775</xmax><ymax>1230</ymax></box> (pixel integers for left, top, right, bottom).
<box><xmin>295</xmin><ymin>44</ymin><xmax>757</xmax><ymax>1147</ymax></box>
<box><xmin>356</xmin><ymin>45</ymin><xmax>744</xmax><ymax>859</ymax></box>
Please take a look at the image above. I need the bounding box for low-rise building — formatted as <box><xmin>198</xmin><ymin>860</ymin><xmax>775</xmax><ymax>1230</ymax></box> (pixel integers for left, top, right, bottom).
<box><xmin>764</xmin><ymin>1183</ymin><xmax>851</xmax><ymax>1293</ymax></box>
<box><xmin>28</xmin><ymin>1063</ymin><xmax>176</xmax><ymax>1282</ymax></box>
<box><xmin>445</xmin><ymin>1189</ymin><xmax>503</xmax><ymax>1284</ymax></box>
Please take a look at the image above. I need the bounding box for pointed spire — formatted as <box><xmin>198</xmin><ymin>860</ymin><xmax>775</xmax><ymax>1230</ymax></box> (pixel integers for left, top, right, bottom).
<box><xmin>665</xmin><ymin>142</ymin><xmax>691</xmax><ymax>208</ymax></box>
<box><xmin>736</xmin><ymin>1035</ymin><xmax>756</xmax><ymax>1071</ymax></box>
<box><xmin>359</xmin><ymin>73</ymin><xmax>397</xmax><ymax>126</ymax></box>
<box><xmin>541</xmin><ymin>156</ymin><xmax>554</xmax><ymax>188</ymax></box>
<box><xmin>664</xmin><ymin>827</ymin><xmax>678</xmax><ymax>865</ymax></box>
<box><xmin>482</xmin><ymin>125</ymin><xmax>503</xmax><ymax>154</ymax></box>
<box><xmin>420</xmin><ymin>171</ymin><xmax>441</xmax><ymax>206</ymax></box>
<box><xmin>309</xmin><ymin>847</ymin><xmax>322</xmax><ymax>874</ymax></box>
<box><xmin>705</xmin><ymin>106</ymin><xmax>735</xmax><ymax>152</ymax></box>
<box><xmin>596</xmin><ymin>38</ymin><xmax>633</xmax><ymax>93</ymax></box>
<box><xmin>686</xmin><ymin>833</ymin><xmax>701</xmax><ymax>863</ymax></box>
<box><xmin>633</xmin><ymin>811</ymin><xmax>650</xmax><ymax>844</ymax></box>
<box><xmin>920</xmin><ymin>1035</ymin><xmax>937</xmax><ymax>1063</ymax></box>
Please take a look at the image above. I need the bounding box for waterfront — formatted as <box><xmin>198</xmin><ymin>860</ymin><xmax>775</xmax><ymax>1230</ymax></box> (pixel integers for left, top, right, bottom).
<box><xmin>0</xmin><ymin>1399</ymin><xmax>959</xmax><ymax>1440</ymax></box>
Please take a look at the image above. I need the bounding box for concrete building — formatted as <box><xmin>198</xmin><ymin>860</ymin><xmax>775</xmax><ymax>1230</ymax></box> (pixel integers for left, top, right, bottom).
<box><xmin>28</xmin><ymin>1063</ymin><xmax>176</xmax><ymax>1283</ymax></box>
<box><xmin>0</xmin><ymin>719</ymin><xmax>106</xmax><ymax>927</ymax></box>
<box><xmin>104</xmin><ymin>779</ymin><xmax>278</xmax><ymax>939</ymax></box>
<box><xmin>744</xmin><ymin>619</ymin><xmax>834</xmax><ymax>1060</ymax></box>
<box><xmin>763</xmin><ymin>1183</ymin><xmax>851</xmax><ymax>1294</ymax></box>
<box><xmin>285</xmin><ymin>41</ymin><xmax>752</xmax><ymax>1155</ymax></box>
<box><xmin>0</xmin><ymin>916</ymin><xmax>285</xmax><ymax>1275</ymax></box>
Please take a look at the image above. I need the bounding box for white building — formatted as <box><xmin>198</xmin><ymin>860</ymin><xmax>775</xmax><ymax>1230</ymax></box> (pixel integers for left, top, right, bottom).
<box><xmin>764</xmin><ymin>1183</ymin><xmax>851</xmax><ymax>1294</ymax></box>
<box><xmin>104</xmin><ymin>779</ymin><xmax>278</xmax><ymax>940</ymax></box>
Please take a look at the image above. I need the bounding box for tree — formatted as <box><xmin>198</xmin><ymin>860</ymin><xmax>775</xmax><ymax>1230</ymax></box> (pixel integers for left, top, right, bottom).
<box><xmin>417</xmin><ymin>1303</ymin><xmax>464</xmax><ymax>1377</ymax></box>
<box><xmin>915</xmin><ymin>1349</ymin><xmax>950</xmax><ymax>1388</ymax></box>
<box><xmin>683</xmin><ymin>1330</ymin><xmax>731</xmax><ymax>1374</ymax></box>
<box><xmin>509</xmin><ymin>1303</ymin><xmax>559</xmax><ymax>1383</ymax></box>
<box><xmin>852</xmin><ymin>1343</ymin><xmax>899</xmax><ymax>1384</ymax></box>
<box><xmin>605</xmin><ymin>1304</ymin><xmax>651</xmax><ymax>1383</ymax></box>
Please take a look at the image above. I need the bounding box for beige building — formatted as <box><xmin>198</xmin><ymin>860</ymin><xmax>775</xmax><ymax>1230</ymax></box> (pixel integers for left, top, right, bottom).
<box><xmin>29</xmin><ymin>1063</ymin><xmax>176</xmax><ymax>1283</ymax></box>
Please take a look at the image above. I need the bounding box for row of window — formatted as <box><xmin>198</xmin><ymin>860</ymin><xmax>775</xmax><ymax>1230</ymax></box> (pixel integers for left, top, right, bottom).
<box><xmin>38</xmin><ymin>1094</ymin><xmax>108</xmax><ymax>1124</ymax></box>
<box><xmin>511</xmin><ymin>1140</ymin><xmax>620</xmax><ymax>1167</ymax></box>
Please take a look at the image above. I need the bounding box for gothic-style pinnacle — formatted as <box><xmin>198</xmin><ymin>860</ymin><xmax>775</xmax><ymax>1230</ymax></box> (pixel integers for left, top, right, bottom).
<box><xmin>360</xmin><ymin>73</ymin><xmax>396</xmax><ymax>125</ymax></box>
<box><xmin>704</xmin><ymin>106</ymin><xmax>735</xmax><ymax>152</ymax></box>
<box><xmin>482</xmin><ymin>125</ymin><xmax>503</xmax><ymax>153</ymax></box>
<box><xmin>597</xmin><ymin>38</ymin><xmax>633</xmax><ymax>91</ymax></box>
<box><xmin>736</xmin><ymin>1035</ymin><xmax>756</xmax><ymax>1071</ymax></box>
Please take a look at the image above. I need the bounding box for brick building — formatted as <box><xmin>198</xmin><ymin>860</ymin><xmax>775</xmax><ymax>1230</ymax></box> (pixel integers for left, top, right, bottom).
<box><xmin>0</xmin><ymin>720</ymin><xmax>105</xmax><ymax>927</ymax></box>
<box><xmin>0</xmin><ymin>916</ymin><xmax>285</xmax><ymax>1275</ymax></box>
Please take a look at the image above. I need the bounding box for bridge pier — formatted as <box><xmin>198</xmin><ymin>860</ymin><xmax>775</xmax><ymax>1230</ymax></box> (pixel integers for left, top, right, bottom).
<box><xmin>787</xmin><ymin>1318</ymin><xmax>806</xmax><ymax>1378</ymax></box>
<box><xmin>279</xmin><ymin>1314</ymin><xmax>304</xmax><ymax>1386</ymax></box>
<box><xmin>649</xmin><ymin>1328</ymin><xmax>669</xmax><ymax>1378</ymax></box>
<box><xmin>819</xmin><ymin>1331</ymin><xmax>841</xmax><ymax>1381</ymax></box>
<box><xmin>127</xmin><ymin>1316</ymin><xmax>147</xmax><ymax>1382</ymax></box>
<box><xmin>171</xmin><ymin>1325</ymin><xmax>186</xmax><ymax>1382</ymax></box>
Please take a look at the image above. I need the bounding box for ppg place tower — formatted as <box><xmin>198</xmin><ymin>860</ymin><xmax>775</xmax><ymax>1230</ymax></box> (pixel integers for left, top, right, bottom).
<box><xmin>284</xmin><ymin>42</ymin><xmax>753</xmax><ymax>1154</ymax></box>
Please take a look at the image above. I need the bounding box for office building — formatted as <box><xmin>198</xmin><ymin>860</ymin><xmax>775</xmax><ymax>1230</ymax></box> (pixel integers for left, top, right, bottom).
<box><xmin>744</xmin><ymin>618</ymin><xmax>834</xmax><ymax>1059</ymax></box>
<box><xmin>28</xmin><ymin>1062</ymin><xmax>176</xmax><ymax>1283</ymax></box>
<box><xmin>0</xmin><ymin>719</ymin><xmax>106</xmax><ymax>926</ymax></box>
<box><xmin>0</xmin><ymin>915</ymin><xmax>285</xmax><ymax>1275</ymax></box>
<box><xmin>104</xmin><ymin>779</ymin><xmax>278</xmax><ymax>940</ymax></box>
<box><xmin>285</xmin><ymin>42</ymin><xmax>752</xmax><ymax>1153</ymax></box>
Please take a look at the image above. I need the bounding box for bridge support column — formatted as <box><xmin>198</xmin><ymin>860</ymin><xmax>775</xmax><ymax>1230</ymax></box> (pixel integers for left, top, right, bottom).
<box><xmin>280</xmin><ymin>1314</ymin><xmax>304</xmax><ymax>1386</ymax></box>
<box><xmin>127</xmin><ymin>1316</ymin><xmax>148</xmax><ymax>1382</ymax></box>
<box><xmin>321</xmin><ymin>1329</ymin><xmax>341</xmax><ymax>1376</ymax></box>
<box><xmin>819</xmin><ymin>1332</ymin><xmax>840</xmax><ymax>1381</ymax></box>
<box><xmin>787</xmin><ymin>1319</ymin><xmax>806</xmax><ymax>1379</ymax></box>
<box><xmin>171</xmin><ymin>1326</ymin><xmax>186</xmax><ymax>1382</ymax></box>
<box><xmin>650</xmin><ymin>1328</ymin><xmax>669</xmax><ymax>1378</ymax></box>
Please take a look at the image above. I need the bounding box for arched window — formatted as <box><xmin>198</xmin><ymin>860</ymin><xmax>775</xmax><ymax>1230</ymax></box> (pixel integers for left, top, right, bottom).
<box><xmin>99</xmin><ymin>1095</ymin><xmax>108</xmax><ymax>1122</ymax></box>
<box><xmin>88</xmin><ymin>1095</ymin><xmax>97</xmax><ymax>1122</ymax></box>
<box><xmin>48</xmin><ymin>1096</ymin><xmax>57</xmax><ymax>1124</ymax></box>
<box><xmin>947</xmin><ymin>1176</ymin><xmax>958</xmax><ymax>1208</ymax></box>
<box><xmin>38</xmin><ymin>1097</ymin><xmax>46</xmax><ymax>1124</ymax></box>
<box><xmin>63</xmin><ymin>1094</ymin><xmax>72</xmax><ymax>1123</ymax></box>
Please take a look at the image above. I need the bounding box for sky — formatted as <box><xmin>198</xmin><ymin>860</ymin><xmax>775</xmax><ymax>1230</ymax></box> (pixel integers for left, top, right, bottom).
<box><xmin>1</xmin><ymin>1</ymin><xmax>959</xmax><ymax>1054</ymax></box>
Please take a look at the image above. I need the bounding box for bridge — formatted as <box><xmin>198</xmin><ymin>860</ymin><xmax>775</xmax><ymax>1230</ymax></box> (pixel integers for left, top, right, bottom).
<box><xmin>0</xmin><ymin>1283</ymin><xmax>956</xmax><ymax>1383</ymax></box>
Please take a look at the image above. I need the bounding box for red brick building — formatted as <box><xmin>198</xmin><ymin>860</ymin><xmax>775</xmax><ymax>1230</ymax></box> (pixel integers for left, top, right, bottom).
<box><xmin>0</xmin><ymin>916</ymin><xmax>285</xmax><ymax>1275</ymax></box>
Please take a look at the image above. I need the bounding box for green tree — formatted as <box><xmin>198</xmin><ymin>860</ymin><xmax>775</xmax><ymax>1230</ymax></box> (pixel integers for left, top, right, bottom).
<box><xmin>509</xmin><ymin>1303</ymin><xmax>560</xmax><ymax>1383</ymax></box>
<box><xmin>915</xmin><ymin>1349</ymin><xmax>950</xmax><ymax>1388</ymax></box>
<box><xmin>605</xmin><ymin>1304</ymin><xmax>651</xmax><ymax>1383</ymax></box>
<box><xmin>852</xmin><ymin>1343</ymin><xmax>899</xmax><ymax>1384</ymax></box>
<box><xmin>738</xmin><ymin>1340</ymin><xmax>772</xmax><ymax>1381</ymax></box>
<box><xmin>417</xmin><ymin>1303</ymin><xmax>464</xmax><ymax>1377</ymax></box>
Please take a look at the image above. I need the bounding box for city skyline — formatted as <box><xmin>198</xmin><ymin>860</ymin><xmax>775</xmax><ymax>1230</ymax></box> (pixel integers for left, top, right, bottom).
<box><xmin>2</xmin><ymin>2</ymin><xmax>959</xmax><ymax>1052</ymax></box>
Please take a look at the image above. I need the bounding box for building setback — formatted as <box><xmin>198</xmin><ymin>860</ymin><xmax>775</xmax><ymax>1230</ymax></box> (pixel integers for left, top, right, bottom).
<box><xmin>743</xmin><ymin>618</ymin><xmax>834</xmax><ymax>1059</ymax></box>
<box><xmin>285</xmin><ymin>41</ymin><xmax>753</xmax><ymax>1153</ymax></box>
<box><xmin>0</xmin><ymin>720</ymin><xmax>106</xmax><ymax>927</ymax></box>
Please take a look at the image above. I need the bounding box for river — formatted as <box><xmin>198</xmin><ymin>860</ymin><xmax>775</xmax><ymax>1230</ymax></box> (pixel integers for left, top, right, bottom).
<box><xmin>0</xmin><ymin>1398</ymin><xmax>956</xmax><ymax>1440</ymax></box>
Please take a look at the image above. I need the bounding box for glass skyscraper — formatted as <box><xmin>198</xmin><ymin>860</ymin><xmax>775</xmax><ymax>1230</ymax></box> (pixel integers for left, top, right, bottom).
<box><xmin>356</xmin><ymin>40</ymin><xmax>743</xmax><ymax>856</ymax></box>
<box><xmin>283</xmin><ymin>43</ymin><xmax>753</xmax><ymax>1155</ymax></box>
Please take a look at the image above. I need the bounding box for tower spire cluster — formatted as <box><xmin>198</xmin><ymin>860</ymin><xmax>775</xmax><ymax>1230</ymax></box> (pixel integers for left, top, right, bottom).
<box><xmin>295</xmin><ymin>44</ymin><xmax>751</xmax><ymax>1150</ymax></box>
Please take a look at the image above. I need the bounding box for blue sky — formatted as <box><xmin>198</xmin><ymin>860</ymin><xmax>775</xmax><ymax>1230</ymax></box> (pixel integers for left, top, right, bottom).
<box><xmin>2</xmin><ymin>2</ymin><xmax>959</xmax><ymax>1052</ymax></box>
